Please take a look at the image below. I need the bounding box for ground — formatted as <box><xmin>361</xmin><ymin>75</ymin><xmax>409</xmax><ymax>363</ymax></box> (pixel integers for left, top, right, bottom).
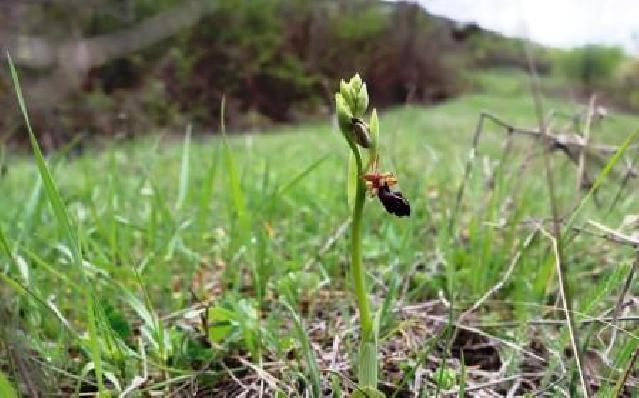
<box><xmin>0</xmin><ymin>69</ymin><xmax>638</xmax><ymax>396</ymax></box>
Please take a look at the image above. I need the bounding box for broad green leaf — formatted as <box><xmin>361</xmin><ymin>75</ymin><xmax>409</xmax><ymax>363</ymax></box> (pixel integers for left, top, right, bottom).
<box><xmin>207</xmin><ymin>306</ymin><xmax>236</xmax><ymax>342</ymax></box>
<box><xmin>103</xmin><ymin>302</ymin><xmax>132</xmax><ymax>340</ymax></box>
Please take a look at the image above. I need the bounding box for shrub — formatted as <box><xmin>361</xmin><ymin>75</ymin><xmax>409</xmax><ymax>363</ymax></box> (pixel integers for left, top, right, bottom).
<box><xmin>556</xmin><ymin>45</ymin><xmax>625</xmax><ymax>94</ymax></box>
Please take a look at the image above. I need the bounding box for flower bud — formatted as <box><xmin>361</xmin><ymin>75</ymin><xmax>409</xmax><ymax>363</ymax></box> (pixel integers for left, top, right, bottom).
<box><xmin>369</xmin><ymin>108</ymin><xmax>379</xmax><ymax>151</ymax></box>
<box><xmin>339</xmin><ymin>79</ymin><xmax>354</xmax><ymax>111</ymax></box>
<box><xmin>351</xmin><ymin>117</ymin><xmax>372</xmax><ymax>148</ymax></box>
<box><xmin>335</xmin><ymin>92</ymin><xmax>353</xmax><ymax>133</ymax></box>
<box><xmin>350</xmin><ymin>73</ymin><xmax>363</xmax><ymax>94</ymax></box>
<box><xmin>353</xmin><ymin>82</ymin><xmax>369</xmax><ymax>117</ymax></box>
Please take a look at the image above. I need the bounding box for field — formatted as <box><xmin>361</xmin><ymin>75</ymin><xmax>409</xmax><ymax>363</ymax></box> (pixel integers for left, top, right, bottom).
<box><xmin>1</xmin><ymin>69</ymin><xmax>639</xmax><ymax>396</ymax></box>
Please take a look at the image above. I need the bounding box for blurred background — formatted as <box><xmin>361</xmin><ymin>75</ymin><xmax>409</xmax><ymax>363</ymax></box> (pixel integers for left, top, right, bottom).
<box><xmin>2</xmin><ymin>2</ymin><xmax>639</xmax><ymax>395</ymax></box>
<box><xmin>1</xmin><ymin>0</ymin><xmax>637</xmax><ymax>149</ymax></box>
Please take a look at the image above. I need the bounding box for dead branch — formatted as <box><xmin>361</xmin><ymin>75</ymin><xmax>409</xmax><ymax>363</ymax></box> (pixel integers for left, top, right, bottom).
<box><xmin>450</xmin><ymin>109</ymin><xmax>639</xmax><ymax>237</ymax></box>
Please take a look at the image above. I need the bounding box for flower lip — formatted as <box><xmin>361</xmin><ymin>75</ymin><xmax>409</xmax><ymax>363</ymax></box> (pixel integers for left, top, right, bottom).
<box><xmin>377</xmin><ymin>183</ymin><xmax>411</xmax><ymax>217</ymax></box>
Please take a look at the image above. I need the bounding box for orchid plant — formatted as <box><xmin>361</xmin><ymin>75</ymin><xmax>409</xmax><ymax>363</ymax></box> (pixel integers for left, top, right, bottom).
<box><xmin>335</xmin><ymin>74</ymin><xmax>410</xmax><ymax>393</ymax></box>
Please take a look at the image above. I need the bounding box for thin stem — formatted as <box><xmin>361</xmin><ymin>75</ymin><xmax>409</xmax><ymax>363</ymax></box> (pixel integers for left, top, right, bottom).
<box><xmin>346</xmin><ymin>138</ymin><xmax>377</xmax><ymax>388</ymax></box>
<box><xmin>352</xmin><ymin>184</ymin><xmax>372</xmax><ymax>336</ymax></box>
<box><xmin>348</xmin><ymin>139</ymin><xmax>373</xmax><ymax>339</ymax></box>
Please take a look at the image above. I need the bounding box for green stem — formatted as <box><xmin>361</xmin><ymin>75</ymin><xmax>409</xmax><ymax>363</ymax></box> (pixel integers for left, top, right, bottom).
<box><xmin>352</xmin><ymin>172</ymin><xmax>372</xmax><ymax>336</ymax></box>
<box><xmin>347</xmin><ymin>140</ymin><xmax>377</xmax><ymax>387</ymax></box>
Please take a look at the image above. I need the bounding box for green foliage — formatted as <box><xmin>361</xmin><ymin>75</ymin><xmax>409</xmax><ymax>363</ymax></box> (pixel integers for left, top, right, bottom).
<box><xmin>351</xmin><ymin>387</ymin><xmax>385</xmax><ymax>398</ymax></box>
<box><xmin>207</xmin><ymin>298</ymin><xmax>260</xmax><ymax>357</ymax></box>
<box><xmin>0</xmin><ymin>372</ymin><xmax>17</xmax><ymax>398</ymax></box>
<box><xmin>433</xmin><ymin>366</ymin><xmax>456</xmax><ymax>390</ymax></box>
<box><xmin>612</xmin><ymin>58</ymin><xmax>639</xmax><ymax>109</ymax></box>
<box><xmin>282</xmin><ymin>300</ymin><xmax>322</xmax><ymax>398</ymax></box>
<box><xmin>2</xmin><ymin>68</ymin><xmax>639</xmax><ymax>395</ymax></box>
<box><xmin>556</xmin><ymin>45</ymin><xmax>625</xmax><ymax>91</ymax></box>
<box><xmin>1</xmin><ymin>0</ymin><xmax>469</xmax><ymax>142</ymax></box>
<box><xmin>465</xmin><ymin>29</ymin><xmax>552</xmax><ymax>72</ymax></box>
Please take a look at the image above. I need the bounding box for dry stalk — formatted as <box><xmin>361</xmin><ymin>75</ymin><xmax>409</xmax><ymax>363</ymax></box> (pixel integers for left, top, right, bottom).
<box><xmin>539</xmin><ymin>226</ymin><xmax>590</xmax><ymax>397</ymax></box>
<box><xmin>526</xmin><ymin>40</ymin><xmax>590</xmax><ymax>397</ymax></box>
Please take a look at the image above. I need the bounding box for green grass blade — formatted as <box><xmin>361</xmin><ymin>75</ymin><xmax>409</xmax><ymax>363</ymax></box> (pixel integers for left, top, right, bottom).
<box><xmin>197</xmin><ymin>144</ymin><xmax>220</xmax><ymax>234</ymax></box>
<box><xmin>0</xmin><ymin>226</ymin><xmax>13</xmax><ymax>260</ymax></box>
<box><xmin>22</xmin><ymin>246</ymin><xmax>74</xmax><ymax>288</ymax></box>
<box><xmin>14</xmin><ymin>174</ymin><xmax>43</xmax><ymax>250</ymax></box>
<box><xmin>566</xmin><ymin>128</ymin><xmax>639</xmax><ymax>230</ymax></box>
<box><xmin>7</xmin><ymin>54</ymin><xmax>82</xmax><ymax>269</ymax></box>
<box><xmin>85</xmin><ymin>298</ymin><xmax>104</xmax><ymax>392</ymax></box>
<box><xmin>610</xmin><ymin>340</ymin><xmax>639</xmax><ymax>397</ymax></box>
<box><xmin>274</xmin><ymin>154</ymin><xmax>330</xmax><ymax>198</ymax></box>
<box><xmin>176</xmin><ymin>124</ymin><xmax>192</xmax><ymax>211</ymax></box>
<box><xmin>220</xmin><ymin>97</ymin><xmax>249</xmax><ymax>235</ymax></box>
<box><xmin>0</xmin><ymin>268</ymin><xmax>29</xmax><ymax>297</ymax></box>
<box><xmin>282</xmin><ymin>300</ymin><xmax>321</xmax><ymax>397</ymax></box>
<box><xmin>0</xmin><ymin>371</ymin><xmax>18</xmax><ymax>398</ymax></box>
<box><xmin>223</xmin><ymin>138</ymin><xmax>248</xmax><ymax>231</ymax></box>
<box><xmin>7</xmin><ymin>53</ymin><xmax>105</xmax><ymax>395</ymax></box>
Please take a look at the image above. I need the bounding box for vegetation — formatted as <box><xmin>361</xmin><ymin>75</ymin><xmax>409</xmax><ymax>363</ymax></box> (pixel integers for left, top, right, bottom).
<box><xmin>0</xmin><ymin>0</ymin><xmax>466</xmax><ymax>145</ymax></box>
<box><xmin>555</xmin><ymin>45</ymin><xmax>626</xmax><ymax>94</ymax></box>
<box><xmin>3</xmin><ymin>0</ymin><xmax>639</xmax><ymax>148</ymax></box>
<box><xmin>1</xmin><ymin>64</ymin><xmax>639</xmax><ymax>395</ymax></box>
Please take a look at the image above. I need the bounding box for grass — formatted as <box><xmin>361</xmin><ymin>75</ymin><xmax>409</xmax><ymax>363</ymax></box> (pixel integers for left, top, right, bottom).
<box><xmin>1</xmin><ymin>68</ymin><xmax>639</xmax><ymax>396</ymax></box>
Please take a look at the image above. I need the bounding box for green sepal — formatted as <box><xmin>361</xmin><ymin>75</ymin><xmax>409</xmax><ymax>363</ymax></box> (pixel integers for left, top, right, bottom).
<box><xmin>336</xmin><ymin>92</ymin><xmax>354</xmax><ymax>134</ymax></box>
<box><xmin>354</xmin><ymin>82</ymin><xmax>369</xmax><ymax>117</ymax></box>
<box><xmin>347</xmin><ymin>150</ymin><xmax>358</xmax><ymax>209</ymax></box>
<box><xmin>350</xmin><ymin>73</ymin><xmax>363</xmax><ymax>95</ymax></box>
<box><xmin>339</xmin><ymin>79</ymin><xmax>355</xmax><ymax>111</ymax></box>
<box><xmin>367</xmin><ymin>108</ymin><xmax>379</xmax><ymax>167</ymax></box>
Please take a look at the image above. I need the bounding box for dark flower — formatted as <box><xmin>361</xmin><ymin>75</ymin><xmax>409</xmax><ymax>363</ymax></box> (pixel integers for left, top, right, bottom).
<box><xmin>377</xmin><ymin>183</ymin><xmax>410</xmax><ymax>217</ymax></box>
